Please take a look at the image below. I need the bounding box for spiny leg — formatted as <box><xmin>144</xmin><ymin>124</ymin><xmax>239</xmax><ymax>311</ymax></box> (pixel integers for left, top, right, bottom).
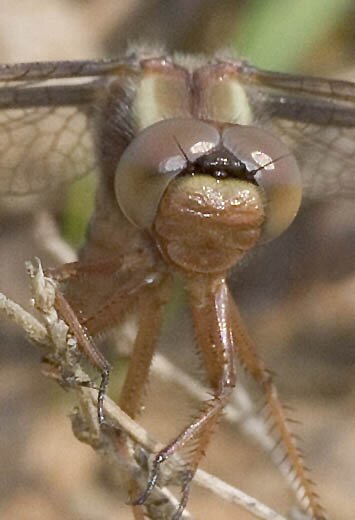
<box><xmin>55</xmin><ymin>270</ymin><xmax>172</xmax><ymax>519</ymax></box>
<box><xmin>54</xmin><ymin>289</ymin><xmax>111</xmax><ymax>424</ymax></box>
<box><xmin>118</xmin><ymin>282</ymin><xmax>171</xmax><ymax>419</ymax></box>
<box><xmin>228</xmin><ymin>289</ymin><xmax>326</xmax><ymax>520</ymax></box>
<box><xmin>48</xmin><ymin>256</ymin><xmax>162</xmax><ymax>424</ymax></box>
<box><xmin>133</xmin><ymin>274</ymin><xmax>236</xmax><ymax>519</ymax></box>
<box><xmin>104</xmin><ymin>282</ymin><xmax>170</xmax><ymax>519</ymax></box>
<box><xmin>182</xmin><ymin>274</ymin><xmax>237</xmax><ymax>472</ymax></box>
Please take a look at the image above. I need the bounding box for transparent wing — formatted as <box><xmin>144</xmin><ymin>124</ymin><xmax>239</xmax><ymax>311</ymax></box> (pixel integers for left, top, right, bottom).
<box><xmin>0</xmin><ymin>104</ymin><xmax>97</xmax><ymax>195</ymax></box>
<box><xmin>272</xmin><ymin>119</ymin><xmax>355</xmax><ymax>198</ymax></box>
<box><xmin>0</xmin><ymin>58</ymin><xmax>135</xmax><ymax>196</ymax></box>
<box><xmin>238</xmin><ymin>62</ymin><xmax>355</xmax><ymax>199</ymax></box>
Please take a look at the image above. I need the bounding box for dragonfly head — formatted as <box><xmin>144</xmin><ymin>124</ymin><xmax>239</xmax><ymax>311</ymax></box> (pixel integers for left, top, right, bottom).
<box><xmin>114</xmin><ymin>118</ymin><xmax>302</xmax><ymax>273</ymax></box>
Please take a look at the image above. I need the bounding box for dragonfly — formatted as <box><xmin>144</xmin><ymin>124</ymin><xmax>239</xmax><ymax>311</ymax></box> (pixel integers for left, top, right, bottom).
<box><xmin>1</xmin><ymin>45</ymin><xmax>355</xmax><ymax>519</ymax></box>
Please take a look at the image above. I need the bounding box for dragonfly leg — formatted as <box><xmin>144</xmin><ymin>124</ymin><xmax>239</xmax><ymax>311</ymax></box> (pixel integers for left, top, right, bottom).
<box><xmin>44</xmin><ymin>258</ymin><xmax>123</xmax><ymax>281</ymax></box>
<box><xmin>115</xmin><ymin>284</ymin><xmax>170</xmax><ymax>518</ymax></box>
<box><xmin>228</xmin><ymin>291</ymin><xmax>327</xmax><ymax>520</ymax></box>
<box><xmin>54</xmin><ymin>289</ymin><xmax>111</xmax><ymax>424</ymax></box>
<box><xmin>47</xmin><ymin>256</ymin><xmax>164</xmax><ymax>424</ymax></box>
<box><xmin>132</xmin><ymin>275</ymin><xmax>236</xmax><ymax>519</ymax></box>
<box><xmin>118</xmin><ymin>283</ymin><xmax>170</xmax><ymax>419</ymax></box>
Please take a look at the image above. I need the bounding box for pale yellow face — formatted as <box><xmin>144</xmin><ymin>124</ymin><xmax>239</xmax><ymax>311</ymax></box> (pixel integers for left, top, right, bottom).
<box><xmin>154</xmin><ymin>174</ymin><xmax>265</xmax><ymax>273</ymax></box>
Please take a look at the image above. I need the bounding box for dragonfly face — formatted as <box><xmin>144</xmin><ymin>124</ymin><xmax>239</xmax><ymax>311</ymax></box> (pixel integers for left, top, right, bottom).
<box><xmin>1</xmin><ymin>48</ymin><xmax>354</xmax><ymax>519</ymax></box>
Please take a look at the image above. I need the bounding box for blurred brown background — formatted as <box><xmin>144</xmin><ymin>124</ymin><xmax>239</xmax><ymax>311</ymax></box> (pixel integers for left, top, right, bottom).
<box><xmin>1</xmin><ymin>1</ymin><xmax>355</xmax><ymax>519</ymax></box>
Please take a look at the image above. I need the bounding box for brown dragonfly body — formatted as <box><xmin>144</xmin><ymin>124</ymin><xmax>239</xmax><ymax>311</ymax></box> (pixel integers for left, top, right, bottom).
<box><xmin>2</xmin><ymin>46</ymin><xmax>355</xmax><ymax>518</ymax></box>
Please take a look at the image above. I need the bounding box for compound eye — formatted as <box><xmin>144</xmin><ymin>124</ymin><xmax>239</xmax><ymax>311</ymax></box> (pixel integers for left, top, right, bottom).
<box><xmin>114</xmin><ymin>118</ymin><xmax>220</xmax><ymax>228</ymax></box>
<box><xmin>223</xmin><ymin>125</ymin><xmax>302</xmax><ymax>242</ymax></box>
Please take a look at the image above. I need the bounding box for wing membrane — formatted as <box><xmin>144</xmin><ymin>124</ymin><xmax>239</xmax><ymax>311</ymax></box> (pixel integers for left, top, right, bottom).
<box><xmin>0</xmin><ymin>104</ymin><xmax>96</xmax><ymax>195</ymax></box>
<box><xmin>273</xmin><ymin>120</ymin><xmax>355</xmax><ymax>198</ymax></box>
<box><xmin>238</xmin><ymin>62</ymin><xmax>355</xmax><ymax>198</ymax></box>
<box><xmin>0</xmin><ymin>57</ymin><xmax>136</xmax><ymax>82</ymax></box>
<box><xmin>0</xmin><ymin>58</ymin><xmax>134</xmax><ymax>196</ymax></box>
